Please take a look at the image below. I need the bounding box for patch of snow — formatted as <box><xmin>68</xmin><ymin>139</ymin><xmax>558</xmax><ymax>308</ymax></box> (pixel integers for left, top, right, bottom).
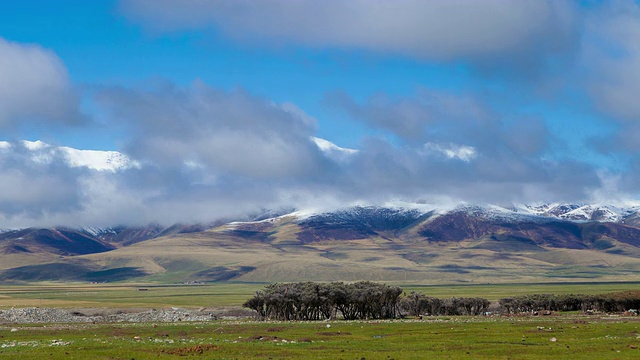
<box><xmin>311</xmin><ymin>137</ymin><xmax>358</xmax><ymax>162</ymax></box>
<box><xmin>60</xmin><ymin>146</ymin><xmax>137</xmax><ymax>171</ymax></box>
<box><xmin>5</xmin><ymin>140</ymin><xmax>137</xmax><ymax>172</ymax></box>
<box><xmin>81</xmin><ymin>227</ymin><xmax>116</xmax><ymax>237</ymax></box>
<box><xmin>226</xmin><ymin>201</ymin><xmax>640</xmax><ymax>227</ymax></box>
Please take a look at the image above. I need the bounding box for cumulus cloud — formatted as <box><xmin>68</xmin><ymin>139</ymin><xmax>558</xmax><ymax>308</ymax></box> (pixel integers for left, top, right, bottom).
<box><xmin>325</xmin><ymin>89</ymin><xmax>494</xmax><ymax>143</ymax></box>
<box><xmin>0</xmin><ymin>138</ymin><xmax>299</xmax><ymax>227</ymax></box>
<box><xmin>95</xmin><ymin>81</ymin><xmax>330</xmax><ymax>179</ymax></box>
<box><xmin>325</xmin><ymin>88</ymin><xmax>551</xmax><ymax>157</ymax></box>
<box><xmin>577</xmin><ymin>1</ymin><xmax>640</xmax><ymax>165</ymax></box>
<box><xmin>0</xmin><ymin>80</ymin><xmax>616</xmax><ymax>227</ymax></box>
<box><xmin>4</xmin><ymin>4</ymin><xmax>640</xmax><ymax>228</ymax></box>
<box><xmin>0</xmin><ymin>37</ymin><xmax>83</xmax><ymax>128</ymax></box>
<box><xmin>317</xmin><ymin>87</ymin><xmax>613</xmax><ymax>204</ymax></box>
<box><xmin>120</xmin><ymin>0</ymin><xmax>579</xmax><ymax>72</ymax></box>
<box><xmin>0</xmin><ymin>80</ymin><xmax>343</xmax><ymax>227</ymax></box>
<box><xmin>422</xmin><ymin>143</ymin><xmax>477</xmax><ymax>162</ymax></box>
<box><xmin>584</xmin><ymin>0</ymin><xmax>640</xmax><ymax>121</ymax></box>
<box><xmin>0</xmin><ymin>142</ymin><xmax>83</xmax><ymax>227</ymax></box>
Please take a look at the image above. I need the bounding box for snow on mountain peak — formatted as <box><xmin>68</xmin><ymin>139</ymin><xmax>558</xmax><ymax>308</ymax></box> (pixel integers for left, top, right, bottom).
<box><xmin>520</xmin><ymin>203</ymin><xmax>636</xmax><ymax>223</ymax></box>
<box><xmin>60</xmin><ymin>146</ymin><xmax>137</xmax><ymax>171</ymax></box>
<box><xmin>3</xmin><ymin>140</ymin><xmax>137</xmax><ymax>172</ymax></box>
<box><xmin>284</xmin><ymin>201</ymin><xmax>640</xmax><ymax>227</ymax></box>
<box><xmin>311</xmin><ymin>137</ymin><xmax>358</xmax><ymax>161</ymax></box>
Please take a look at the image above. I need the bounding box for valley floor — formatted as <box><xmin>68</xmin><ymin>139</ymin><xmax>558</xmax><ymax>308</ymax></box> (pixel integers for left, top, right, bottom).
<box><xmin>1</xmin><ymin>282</ymin><xmax>640</xmax><ymax>358</ymax></box>
<box><xmin>1</xmin><ymin>281</ymin><xmax>640</xmax><ymax>309</ymax></box>
<box><xmin>1</xmin><ymin>315</ymin><xmax>640</xmax><ymax>359</ymax></box>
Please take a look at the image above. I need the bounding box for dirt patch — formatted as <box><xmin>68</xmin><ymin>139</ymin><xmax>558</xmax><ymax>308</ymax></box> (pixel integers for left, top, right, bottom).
<box><xmin>68</xmin><ymin>307</ymin><xmax>151</xmax><ymax>317</ymax></box>
<box><xmin>160</xmin><ymin>344</ymin><xmax>219</xmax><ymax>356</ymax></box>
<box><xmin>266</xmin><ymin>327</ymin><xmax>284</xmax><ymax>332</ymax></box>
<box><xmin>243</xmin><ymin>335</ymin><xmax>279</xmax><ymax>342</ymax></box>
<box><xmin>316</xmin><ymin>331</ymin><xmax>352</xmax><ymax>336</ymax></box>
<box><xmin>108</xmin><ymin>326</ymin><xmax>132</xmax><ymax>337</ymax></box>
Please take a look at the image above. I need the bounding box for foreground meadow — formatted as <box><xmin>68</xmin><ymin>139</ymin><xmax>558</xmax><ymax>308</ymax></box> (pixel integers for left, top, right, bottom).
<box><xmin>1</xmin><ymin>316</ymin><xmax>640</xmax><ymax>359</ymax></box>
<box><xmin>1</xmin><ymin>282</ymin><xmax>640</xmax><ymax>359</ymax></box>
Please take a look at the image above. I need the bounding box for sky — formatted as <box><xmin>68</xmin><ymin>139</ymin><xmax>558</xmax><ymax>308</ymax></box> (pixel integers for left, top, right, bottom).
<box><xmin>1</xmin><ymin>0</ymin><xmax>640</xmax><ymax>227</ymax></box>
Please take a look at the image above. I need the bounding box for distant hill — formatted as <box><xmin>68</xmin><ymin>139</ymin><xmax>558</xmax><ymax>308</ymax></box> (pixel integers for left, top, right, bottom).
<box><xmin>2</xmin><ymin>203</ymin><xmax>640</xmax><ymax>283</ymax></box>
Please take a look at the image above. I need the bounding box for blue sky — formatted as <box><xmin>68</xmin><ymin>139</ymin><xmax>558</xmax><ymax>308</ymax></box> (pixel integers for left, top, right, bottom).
<box><xmin>0</xmin><ymin>0</ymin><xmax>640</xmax><ymax>226</ymax></box>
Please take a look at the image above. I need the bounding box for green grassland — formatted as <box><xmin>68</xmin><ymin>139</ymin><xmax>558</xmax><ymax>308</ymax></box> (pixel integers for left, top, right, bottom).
<box><xmin>2</xmin><ymin>282</ymin><xmax>640</xmax><ymax>358</ymax></box>
<box><xmin>0</xmin><ymin>283</ymin><xmax>260</xmax><ymax>309</ymax></box>
<box><xmin>2</xmin><ymin>316</ymin><xmax>640</xmax><ymax>359</ymax></box>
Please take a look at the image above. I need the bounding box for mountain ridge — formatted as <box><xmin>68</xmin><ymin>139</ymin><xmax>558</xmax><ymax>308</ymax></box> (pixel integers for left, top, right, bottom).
<box><xmin>2</xmin><ymin>203</ymin><xmax>640</xmax><ymax>284</ymax></box>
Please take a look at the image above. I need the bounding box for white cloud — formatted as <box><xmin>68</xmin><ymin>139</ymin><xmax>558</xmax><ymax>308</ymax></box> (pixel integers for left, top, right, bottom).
<box><xmin>423</xmin><ymin>143</ymin><xmax>477</xmax><ymax>162</ymax></box>
<box><xmin>0</xmin><ymin>81</ymin><xmax>617</xmax><ymax>228</ymax></box>
<box><xmin>0</xmin><ymin>37</ymin><xmax>82</xmax><ymax>128</ymax></box>
<box><xmin>96</xmin><ymin>81</ymin><xmax>329</xmax><ymax>179</ymax></box>
<box><xmin>585</xmin><ymin>0</ymin><xmax>640</xmax><ymax>121</ymax></box>
<box><xmin>311</xmin><ymin>137</ymin><xmax>357</xmax><ymax>163</ymax></box>
<box><xmin>121</xmin><ymin>0</ymin><xmax>578</xmax><ymax>67</ymax></box>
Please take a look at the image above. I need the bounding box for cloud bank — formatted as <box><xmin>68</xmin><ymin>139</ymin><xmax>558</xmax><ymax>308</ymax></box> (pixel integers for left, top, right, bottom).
<box><xmin>1</xmin><ymin>3</ymin><xmax>640</xmax><ymax>227</ymax></box>
<box><xmin>0</xmin><ymin>37</ymin><xmax>83</xmax><ymax>129</ymax></box>
<box><xmin>0</xmin><ymin>79</ymin><xmax>612</xmax><ymax>228</ymax></box>
<box><xmin>121</xmin><ymin>0</ymin><xmax>578</xmax><ymax>70</ymax></box>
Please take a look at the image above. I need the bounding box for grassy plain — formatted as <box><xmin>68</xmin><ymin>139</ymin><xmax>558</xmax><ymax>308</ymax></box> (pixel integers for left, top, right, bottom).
<box><xmin>0</xmin><ymin>281</ymin><xmax>639</xmax><ymax>309</ymax></box>
<box><xmin>0</xmin><ymin>283</ymin><xmax>260</xmax><ymax>309</ymax></box>
<box><xmin>2</xmin><ymin>316</ymin><xmax>640</xmax><ymax>359</ymax></box>
<box><xmin>2</xmin><ymin>282</ymin><xmax>640</xmax><ymax>358</ymax></box>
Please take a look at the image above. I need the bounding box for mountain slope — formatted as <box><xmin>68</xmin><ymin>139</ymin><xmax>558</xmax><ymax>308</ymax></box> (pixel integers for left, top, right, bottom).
<box><xmin>0</xmin><ymin>228</ymin><xmax>114</xmax><ymax>256</ymax></box>
<box><xmin>2</xmin><ymin>203</ymin><xmax>640</xmax><ymax>283</ymax></box>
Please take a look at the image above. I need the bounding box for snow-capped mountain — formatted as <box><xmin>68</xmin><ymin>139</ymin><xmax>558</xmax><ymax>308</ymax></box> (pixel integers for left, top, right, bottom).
<box><xmin>522</xmin><ymin>203</ymin><xmax>640</xmax><ymax>223</ymax></box>
<box><xmin>3</xmin><ymin>202</ymin><xmax>640</xmax><ymax>283</ymax></box>
<box><xmin>285</xmin><ymin>202</ymin><xmax>640</xmax><ymax>230</ymax></box>
<box><xmin>0</xmin><ymin>137</ymin><xmax>354</xmax><ymax>172</ymax></box>
<box><xmin>59</xmin><ymin>145</ymin><xmax>135</xmax><ymax>171</ymax></box>
<box><xmin>0</xmin><ymin>140</ymin><xmax>136</xmax><ymax>171</ymax></box>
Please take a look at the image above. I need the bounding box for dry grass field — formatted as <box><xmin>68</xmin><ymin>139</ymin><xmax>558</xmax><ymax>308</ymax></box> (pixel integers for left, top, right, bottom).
<box><xmin>77</xmin><ymin>231</ymin><xmax>640</xmax><ymax>284</ymax></box>
<box><xmin>0</xmin><ymin>281</ymin><xmax>639</xmax><ymax>309</ymax></box>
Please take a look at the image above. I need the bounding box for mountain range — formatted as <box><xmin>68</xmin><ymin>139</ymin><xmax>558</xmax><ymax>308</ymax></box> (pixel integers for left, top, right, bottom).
<box><xmin>2</xmin><ymin>202</ymin><xmax>640</xmax><ymax>284</ymax></box>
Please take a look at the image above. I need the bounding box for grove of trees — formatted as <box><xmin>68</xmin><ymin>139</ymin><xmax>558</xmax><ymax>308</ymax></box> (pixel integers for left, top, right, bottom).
<box><xmin>499</xmin><ymin>291</ymin><xmax>640</xmax><ymax>314</ymax></box>
<box><xmin>243</xmin><ymin>282</ymin><xmax>640</xmax><ymax>320</ymax></box>
<box><xmin>243</xmin><ymin>281</ymin><xmax>403</xmax><ymax>320</ymax></box>
<box><xmin>399</xmin><ymin>291</ymin><xmax>490</xmax><ymax>316</ymax></box>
